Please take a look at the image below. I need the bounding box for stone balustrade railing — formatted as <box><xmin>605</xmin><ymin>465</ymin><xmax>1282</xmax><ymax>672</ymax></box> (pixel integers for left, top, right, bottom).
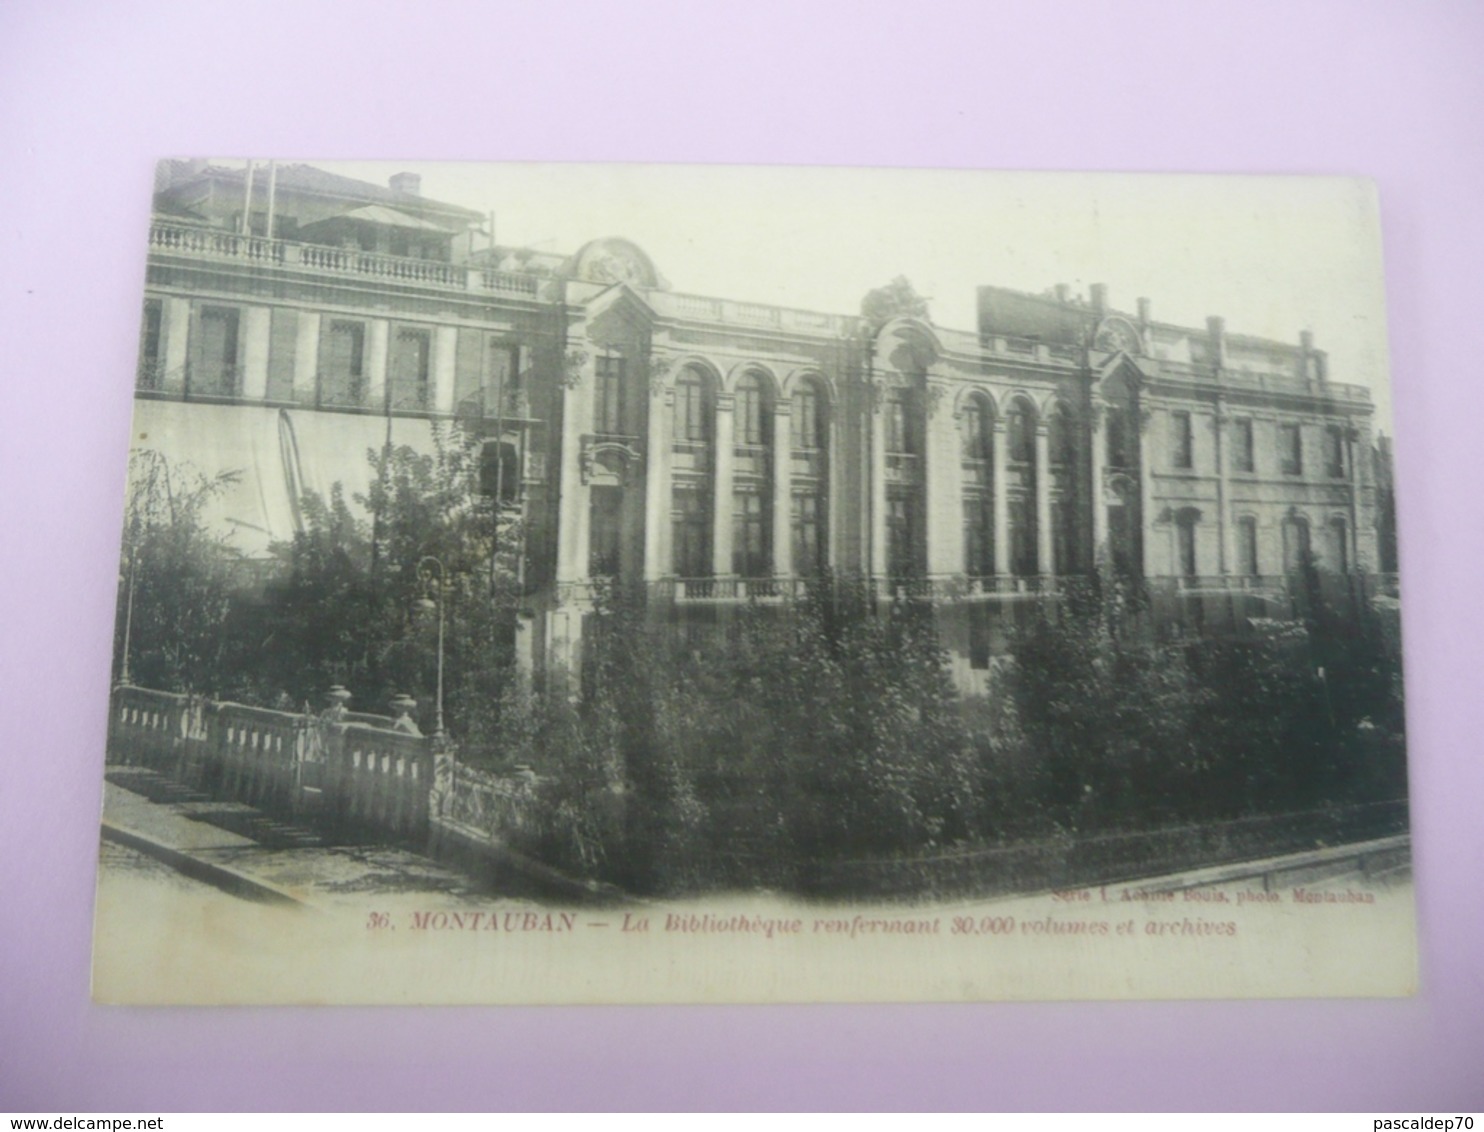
<box><xmin>106</xmin><ymin>684</ymin><xmax>541</xmax><ymax>849</ymax></box>
<box><xmin>148</xmin><ymin>221</ymin><xmax>541</xmax><ymax>298</ymax></box>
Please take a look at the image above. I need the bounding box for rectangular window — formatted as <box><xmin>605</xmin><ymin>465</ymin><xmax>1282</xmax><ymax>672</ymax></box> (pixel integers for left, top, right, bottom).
<box><xmin>1178</xmin><ymin>521</ymin><xmax>1198</xmax><ymax>578</ymax></box>
<box><xmin>1329</xmin><ymin>519</ymin><xmax>1349</xmax><ymax>573</ymax></box>
<box><xmin>194</xmin><ymin>306</ymin><xmax>240</xmax><ymax>396</ymax></box>
<box><xmin>887</xmin><ymin>496</ymin><xmax>919</xmax><ymax>578</ymax></box>
<box><xmin>732</xmin><ymin>491</ymin><xmax>768</xmax><ymax>577</ymax></box>
<box><xmin>886</xmin><ymin>390</ymin><xmax>919</xmax><ymax>455</ymax></box>
<box><xmin>674</xmin><ymin>379</ymin><xmax>708</xmax><ymax>443</ymax></box>
<box><xmin>672</xmin><ymin>489</ymin><xmax>710</xmax><ymax>577</ymax></box>
<box><xmin>1280</xmin><ymin>423</ymin><xmax>1303</xmax><ymax>476</ymax></box>
<box><xmin>736</xmin><ymin>382</ymin><xmax>766</xmax><ymax>446</ymax></box>
<box><xmin>1238</xmin><ymin>518</ymin><xmax>1259</xmax><ymax>577</ymax></box>
<box><xmin>588</xmin><ymin>486</ymin><xmax>623</xmax><ymax>578</ymax></box>
<box><xmin>1172</xmin><ymin>411</ymin><xmax>1193</xmax><ymax>470</ymax></box>
<box><xmin>390</xmin><ymin>327</ymin><xmax>431</xmax><ymax>410</ymax></box>
<box><xmin>595</xmin><ymin>354</ymin><xmax>625</xmax><ymax>435</ymax></box>
<box><xmin>792</xmin><ymin>492</ymin><xmax>823</xmax><ymax>574</ymax></box>
<box><xmin>963</xmin><ymin>497</ymin><xmax>993</xmax><ymax>577</ymax></box>
<box><xmin>1324</xmin><ymin>425</ymin><xmax>1346</xmax><ymax>478</ymax></box>
<box><xmin>792</xmin><ymin>388</ymin><xmax>820</xmax><ymax>450</ymax></box>
<box><xmin>138</xmin><ymin>299</ymin><xmax>163</xmax><ymax>389</ymax></box>
<box><xmin>1234</xmin><ymin>418</ymin><xmax>1255</xmax><ymax>473</ymax></box>
<box><xmin>487</xmin><ymin>339</ymin><xmax>520</xmax><ymax>416</ymax></box>
<box><xmin>323</xmin><ymin>320</ymin><xmax>366</xmax><ymax>407</ymax></box>
<box><xmin>968</xmin><ymin>605</ymin><xmax>992</xmax><ymax>670</ymax></box>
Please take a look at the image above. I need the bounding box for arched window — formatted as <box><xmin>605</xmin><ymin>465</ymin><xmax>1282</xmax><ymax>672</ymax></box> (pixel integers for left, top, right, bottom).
<box><xmin>790</xmin><ymin>377</ymin><xmax>829</xmax><ymax>574</ymax></box>
<box><xmin>1328</xmin><ymin>517</ymin><xmax>1349</xmax><ymax>573</ymax></box>
<box><xmin>1282</xmin><ymin>515</ymin><xmax>1311</xmax><ymax>573</ymax></box>
<box><xmin>735</xmin><ymin>372</ymin><xmax>769</xmax><ymax>447</ymax></box>
<box><xmin>960</xmin><ymin>394</ymin><xmax>995</xmax><ymax>578</ymax></box>
<box><xmin>673</xmin><ymin>367</ymin><xmax>711</xmax><ymax>444</ymax></box>
<box><xmin>1006</xmin><ymin>398</ymin><xmax>1039</xmax><ymax>576</ymax></box>
<box><xmin>671</xmin><ymin>366</ymin><xmax>715</xmax><ymax>578</ymax></box>
<box><xmin>885</xmin><ymin>383</ymin><xmax>925</xmax><ymax>579</ymax></box>
<box><xmin>1007</xmin><ymin>401</ymin><xmax>1035</xmax><ymax>464</ymax></box>
<box><xmin>1237</xmin><ymin>516</ymin><xmax>1259</xmax><ymax>577</ymax></box>
<box><xmin>1176</xmin><ymin>511</ymin><xmax>1199</xmax><ymax>578</ymax></box>
<box><xmin>792</xmin><ymin>380</ymin><xmax>826</xmax><ymax>450</ymax></box>
<box><xmin>960</xmin><ymin>397</ymin><xmax>992</xmax><ymax>462</ymax></box>
<box><xmin>732</xmin><ymin>372</ymin><xmax>773</xmax><ymax>577</ymax></box>
<box><xmin>1047</xmin><ymin>401</ymin><xmax>1077</xmax><ymax>575</ymax></box>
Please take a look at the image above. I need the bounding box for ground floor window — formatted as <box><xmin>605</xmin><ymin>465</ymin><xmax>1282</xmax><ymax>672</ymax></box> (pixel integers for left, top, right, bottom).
<box><xmin>1177</xmin><ymin>519</ymin><xmax>1198</xmax><ymax>578</ymax></box>
<box><xmin>589</xmin><ymin>486</ymin><xmax>622</xmax><ymax>578</ymax></box>
<box><xmin>732</xmin><ymin>490</ymin><xmax>769</xmax><ymax>577</ymax></box>
<box><xmin>792</xmin><ymin>492</ymin><xmax>824</xmax><ymax>574</ymax></box>
<box><xmin>1237</xmin><ymin>517</ymin><xmax>1259</xmax><ymax>577</ymax></box>
<box><xmin>1009</xmin><ymin>498</ymin><xmax>1037</xmax><ymax>577</ymax></box>
<box><xmin>672</xmin><ymin>487</ymin><xmax>711</xmax><ymax>577</ymax></box>
<box><xmin>963</xmin><ymin>496</ymin><xmax>993</xmax><ymax>577</ymax></box>
<box><xmin>887</xmin><ymin>493</ymin><xmax>921</xmax><ymax>579</ymax></box>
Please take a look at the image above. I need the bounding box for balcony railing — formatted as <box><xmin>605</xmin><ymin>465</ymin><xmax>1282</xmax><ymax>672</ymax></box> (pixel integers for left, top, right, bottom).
<box><xmin>148</xmin><ymin>220</ymin><xmax>541</xmax><ymax>298</ymax></box>
<box><xmin>672</xmin><ymin>576</ymin><xmax>789</xmax><ymax>602</ymax></box>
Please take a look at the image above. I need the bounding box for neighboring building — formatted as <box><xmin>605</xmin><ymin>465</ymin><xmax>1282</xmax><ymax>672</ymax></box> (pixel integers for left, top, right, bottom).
<box><xmin>133</xmin><ymin>160</ymin><xmax>1383</xmax><ymax>694</ymax></box>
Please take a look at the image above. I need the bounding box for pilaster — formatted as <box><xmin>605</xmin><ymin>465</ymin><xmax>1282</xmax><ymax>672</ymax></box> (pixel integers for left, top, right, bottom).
<box><xmin>643</xmin><ymin>383</ymin><xmax>670</xmax><ymax>581</ymax></box>
<box><xmin>433</xmin><ymin>326</ymin><xmax>458</xmax><ymax>414</ymax></box>
<box><xmin>771</xmin><ymin>401</ymin><xmax>793</xmax><ymax>578</ymax></box>
<box><xmin>1214</xmin><ymin>401</ymin><xmax>1232</xmax><ymax>575</ymax></box>
<box><xmin>241</xmin><ymin>306</ymin><xmax>271</xmax><ymax>401</ymax></box>
<box><xmin>1035</xmin><ymin>423</ymin><xmax>1053</xmax><ymax>576</ymax></box>
<box><xmin>712</xmin><ymin>393</ymin><xmax>736</xmax><ymax>576</ymax></box>
<box><xmin>292</xmin><ymin>311</ymin><xmax>319</xmax><ymax>404</ymax></box>
<box><xmin>366</xmin><ymin>319</ymin><xmax>389</xmax><ymax>409</ymax></box>
<box><xmin>163</xmin><ymin>298</ymin><xmax>191</xmax><ymax>394</ymax></box>
<box><xmin>992</xmin><ymin>418</ymin><xmax>1010</xmax><ymax>577</ymax></box>
<box><xmin>925</xmin><ymin>385</ymin><xmax>962</xmax><ymax>577</ymax></box>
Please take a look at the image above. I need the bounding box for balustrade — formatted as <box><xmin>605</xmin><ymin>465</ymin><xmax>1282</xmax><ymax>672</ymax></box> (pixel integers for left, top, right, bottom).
<box><xmin>148</xmin><ymin>221</ymin><xmax>542</xmax><ymax>298</ymax></box>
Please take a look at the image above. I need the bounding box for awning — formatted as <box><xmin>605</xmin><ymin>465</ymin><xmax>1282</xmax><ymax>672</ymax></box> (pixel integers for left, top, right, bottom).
<box><xmin>305</xmin><ymin>204</ymin><xmax>455</xmax><ymax>233</ymax></box>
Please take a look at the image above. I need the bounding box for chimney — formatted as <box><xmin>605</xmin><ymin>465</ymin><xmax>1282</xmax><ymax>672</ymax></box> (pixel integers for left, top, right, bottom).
<box><xmin>389</xmin><ymin>172</ymin><xmax>422</xmax><ymax>197</ymax></box>
<box><xmin>1090</xmin><ymin>283</ymin><xmax>1108</xmax><ymax>314</ymax></box>
<box><xmin>1206</xmin><ymin>316</ymin><xmax>1226</xmax><ymax>368</ymax></box>
<box><xmin>1137</xmin><ymin>297</ymin><xmax>1151</xmax><ymax>326</ymax></box>
<box><xmin>1053</xmin><ymin>283</ymin><xmax>1071</xmax><ymax>303</ymax></box>
<box><xmin>1300</xmin><ymin>329</ymin><xmax>1314</xmax><ymax>351</ymax></box>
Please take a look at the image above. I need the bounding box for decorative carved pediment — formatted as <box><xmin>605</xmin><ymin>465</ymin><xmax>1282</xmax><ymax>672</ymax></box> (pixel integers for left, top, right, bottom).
<box><xmin>580</xmin><ymin>435</ymin><xmax>643</xmax><ymax>485</ymax></box>
<box><xmin>1094</xmin><ymin>315</ymin><xmax>1143</xmax><ymax>356</ymax></box>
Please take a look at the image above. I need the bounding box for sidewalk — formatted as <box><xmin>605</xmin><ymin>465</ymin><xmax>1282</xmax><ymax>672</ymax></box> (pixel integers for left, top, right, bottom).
<box><xmin>101</xmin><ymin>765</ymin><xmax>489</xmax><ymax>909</ymax></box>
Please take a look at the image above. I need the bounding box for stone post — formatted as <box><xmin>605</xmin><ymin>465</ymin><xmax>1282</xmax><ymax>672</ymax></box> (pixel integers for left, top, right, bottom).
<box><xmin>1035</xmin><ymin>422</ymin><xmax>1053</xmax><ymax>577</ymax></box>
<box><xmin>992</xmin><ymin>418</ymin><xmax>1010</xmax><ymax>577</ymax></box>
<box><xmin>712</xmin><ymin>393</ymin><xmax>736</xmax><ymax>577</ymax></box>
<box><xmin>771</xmin><ymin>400</ymin><xmax>793</xmax><ymax>579</ymax></box>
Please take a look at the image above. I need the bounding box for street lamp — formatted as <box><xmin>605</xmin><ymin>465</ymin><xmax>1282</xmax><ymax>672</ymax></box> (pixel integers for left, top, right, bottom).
<box><xmin>416</xmin><ymin>556</ymin><xmax>446</xmax><ymax>739</ymax></box>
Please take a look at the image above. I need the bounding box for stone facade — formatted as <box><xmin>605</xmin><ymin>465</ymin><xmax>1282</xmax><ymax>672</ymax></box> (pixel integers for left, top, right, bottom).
<box><xmin>133</xmin><ymin>161</ymin><xmax>1383</xmax><ymax>693</ymax></box>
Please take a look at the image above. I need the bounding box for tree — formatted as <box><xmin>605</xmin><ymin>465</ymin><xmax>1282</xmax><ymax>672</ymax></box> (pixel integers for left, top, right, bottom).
<box><xmin>234</xmin><ymin>422</ymin><xmax>523</xmax><ymax>739</ymax></box>
<box><xmin>115</xmin><ymin>451</ymin><xmax>241</xmax><ymax>692</ymax></box>
<box><xmin>861</xmin><ymin>276</ymin><xmax>931</xmax><ymax>328</ymax></box>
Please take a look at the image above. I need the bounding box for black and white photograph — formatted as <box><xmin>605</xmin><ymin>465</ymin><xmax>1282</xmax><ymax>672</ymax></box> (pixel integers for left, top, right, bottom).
<box><xmin>93</xmin><ymin>160</ymin><xmax>1414</xmax><ymax>1003</ymax></box>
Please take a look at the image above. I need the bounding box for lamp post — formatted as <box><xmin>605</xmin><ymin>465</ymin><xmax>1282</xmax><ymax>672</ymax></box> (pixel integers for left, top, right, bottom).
<box><xmin>416</xmin><ymin>556</ymin><xmax>446</xmax><ymax>739</ymax></box>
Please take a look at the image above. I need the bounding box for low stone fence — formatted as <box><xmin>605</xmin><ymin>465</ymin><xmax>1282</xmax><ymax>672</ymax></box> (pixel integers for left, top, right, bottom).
<box><xmin>107</xmin><ymin>684</ymin><xmax>549</xmax><ymax>879</ymax></box>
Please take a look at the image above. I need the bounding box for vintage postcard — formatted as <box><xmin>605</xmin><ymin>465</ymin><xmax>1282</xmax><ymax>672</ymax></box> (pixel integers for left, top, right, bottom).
<box><xmin>93</xmin><ymin>161</ymin><xmax>1414</xmax><ymax>1003</ymax></box>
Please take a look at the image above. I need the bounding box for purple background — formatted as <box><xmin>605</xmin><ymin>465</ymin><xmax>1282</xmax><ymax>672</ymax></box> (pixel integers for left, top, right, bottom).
<box><xmin>2</xmin><ymin>0</ymin><xmax>1482</xmax><ymax>1111</ymax></box>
